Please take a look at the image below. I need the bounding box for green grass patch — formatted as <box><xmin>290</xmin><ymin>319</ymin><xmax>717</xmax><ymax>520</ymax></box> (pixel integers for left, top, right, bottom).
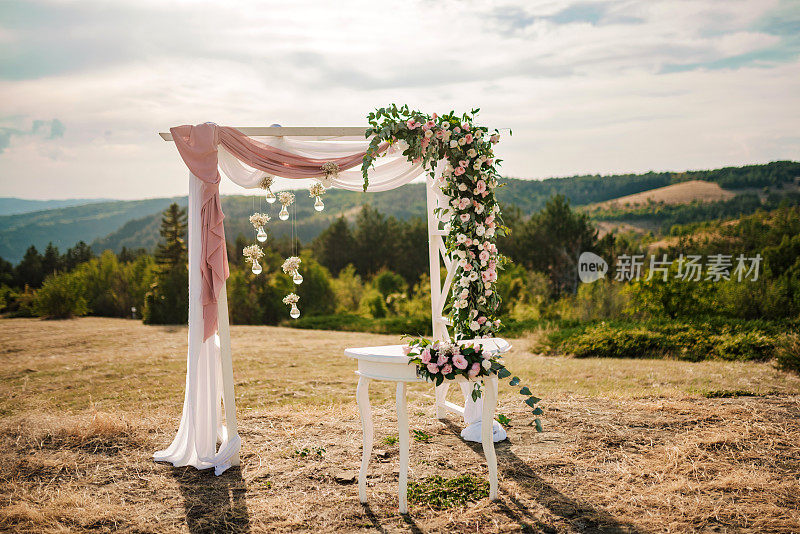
<box><xmin>407</xmin><ymin>475</ymin><xmax>489</xmax><ymax>510</ymax></box>
<box><xmin>412</xmin><ymin>429</ymin><xmax>432</xmax><ymax>442</ymax></box>
<box><xmin>702</xmin><ymin>389</ymin><xmax>759</xmax><ymax>398</ymax></box>
<box><xmin>382</xmin><ymin>435</ymin><xmax>398</xmax><ymax>446</ymax></box>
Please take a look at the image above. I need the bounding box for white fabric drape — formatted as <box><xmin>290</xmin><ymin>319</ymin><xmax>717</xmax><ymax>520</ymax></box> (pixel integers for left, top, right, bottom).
<box><xmin>157</xmin><ymin>134</ymin><xmax>496</xmax><ymax>476</ymax></box>
<box><xmin>218</xmin><ymin>137</ymin><xmax>424</xmax><ymax>191</ymax></box>
<box><xmin>154</xmin><ymin>174</ymin><xmax>240</xmax><ymax>475</ymax></box>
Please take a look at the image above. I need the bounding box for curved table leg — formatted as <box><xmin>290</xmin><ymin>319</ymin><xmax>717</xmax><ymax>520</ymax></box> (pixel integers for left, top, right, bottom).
<box><xmin>435</xmin><ymin>382</ymin><xmax>450</xmax><ymax>420</ymax></box>
<box><xmin>396</xmin><ymin>381</ymin><xmax>409</xmax><ymax>514</ymax></box>
<box><xmin>357</xmin><ymin>376</ymin><xmax>372</xmax><ymax>503</ymax></box>
<box><xmin>481</xmin><ymin>376</ymin><xmax>499</xmax><ymax>500</ymax></box>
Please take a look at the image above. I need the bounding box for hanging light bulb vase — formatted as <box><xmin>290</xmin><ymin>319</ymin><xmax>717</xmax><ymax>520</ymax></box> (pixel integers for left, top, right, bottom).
<box><xmin>282</xmin><ymin>256</ymin><xmax>302</xmax><ymax>283</ymax></box>
<box><xmin>277</xmin><ymin>191</ymin><xmax>295</xmax><ymax>221</ymax></box>
<box><xmin>309</xmin><ymin>181</ymin><xmax>327</xmax><ymax>213</ymax></box>
<box><xmin>283</xmin><ymin>293</ymin><xmax>300</xmax><ymax>319</ymax></box>
<box><xmin>292</xmin><ymin>270</ymin><xmax>303</xmax><ymax>285</ymax></box>
<box><xmin>249</xmin><ymin>212</ymin><xmax>270</xmax><ymax>243</ymax></box>
<box><xmin>242</xmin><ymin>244</ymin><xmax>264</xmax><ymax>276</ymax></box>
<box><xmin>261</xmin><ymin>176</ymin><xmax>276</xmax><ymax>203</ymax></box>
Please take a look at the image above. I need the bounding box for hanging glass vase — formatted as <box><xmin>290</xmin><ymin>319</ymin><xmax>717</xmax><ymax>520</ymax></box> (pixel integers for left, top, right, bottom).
<box><xmin>290</xmin><ymin>304</ymin><xmax>300</xmax><ymax>319</ymax></box>
<box><xmin>256</xmin><ymin>226</ymin><xmax>268</xmax><ymax>242</ymax></box>
<box><xmin>251</xmin><ymin>259</ymin><xmax>262</xmax><ymax>275</ymax></box>
<box><xmin>314</xmin><ymin>196</ymin><xmax>324</xmax><ymax>211</ymax></box>
<box><xmin>265</xmin><ymin>188</ymin><xmax>276</xmax><ymax>204</ymax></box>
<box><xmin>261</xmin><ymin>176</ymin><xmax>276</xmax><ymax>203</ymax></box>
<box><xmin>278</xmin><ymin>206</ymin><xmax>289</xmax><ymax>220</ymax></box>
<box><xmin>292</xmin><ymin>270</ymin><xmax>303</xmax><ymax>285</ymax></box>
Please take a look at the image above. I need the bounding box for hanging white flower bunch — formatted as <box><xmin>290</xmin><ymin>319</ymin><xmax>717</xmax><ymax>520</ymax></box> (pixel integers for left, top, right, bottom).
<box><xmin>242</xmin><ymin>244</ymin><xmax>264</xmax><ymax>264</ymax></box>
<box><xmin>320</xmin><ymin>161</ymin><xmax>339</xmax><ymax>187</ymax></box>
<box><xmin>308</xmin><ymin>182</ymin><xmax>326</xmax><ymax>198</ymax></box>
<box><xmin>281</xmin><ymin>256</ymin><xmax>302</xmax><ymax>274</ymax></box>
<box><xmin>282</xmin><ymin>293</ymin><xmax>299</xmax><ymax>306</ymax></box>
<box><xmin>249</xmin><ymin>212</ymin><xmax>271</xmax><ymax>229</ymax></box>
<box><xmin>277</xmin><ymin>191</ymin><xmax>295</xmax><ymax>206</ymax></box>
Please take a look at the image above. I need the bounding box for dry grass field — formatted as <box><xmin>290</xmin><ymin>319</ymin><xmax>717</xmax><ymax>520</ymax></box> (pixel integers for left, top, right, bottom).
<box><xmin>1</xmin><ymin>317</ymin><xmax>799</xmax><ymax>533</ymax></box>
<box><xmin>588</xmin><ymin>180</ymin><xmax>736</xmax><ymax>211</ymax></box>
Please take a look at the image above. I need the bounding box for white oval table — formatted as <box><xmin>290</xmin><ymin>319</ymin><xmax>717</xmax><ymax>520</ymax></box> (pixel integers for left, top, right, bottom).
<box><xmin>345</xmin><ymin>339</ymin><xmax>510</xmax><ymax>514</ymax></box>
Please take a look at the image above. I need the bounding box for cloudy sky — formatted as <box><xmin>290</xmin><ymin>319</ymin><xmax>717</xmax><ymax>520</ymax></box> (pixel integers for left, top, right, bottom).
<box><xmin>0</xmin><ymin>0</ymin><xmax>798</xmax><ymax>200</ymax></box>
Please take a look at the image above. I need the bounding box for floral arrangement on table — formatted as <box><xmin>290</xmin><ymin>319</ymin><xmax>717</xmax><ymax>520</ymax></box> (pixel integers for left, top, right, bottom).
<box><xmin>364</xmin><ymin>104</ymin><xmax>542</xmax><ymax>430</ymax></box>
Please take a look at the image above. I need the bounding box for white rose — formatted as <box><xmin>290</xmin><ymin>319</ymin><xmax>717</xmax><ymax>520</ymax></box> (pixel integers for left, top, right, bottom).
<box><xmin>475</xmin><ymin>204</ymin><xmax>485</xmax><ymax>214</ymax></box>
<box><xmin>467</xmin><ymin>148</ymin><xmax>477</xmax><ymax>158</ymax></box>
<box><xmin>442</xmin><ymin>122</ymin><xmax>450</xmax><ymax>130</ymax></box>
<box><xmin>485</xmin><ymin>227</ymin><xmax>495</xmax><ymax>237</ymax></box>
<box><xmin>481</xmin><ymin>359</ymin><xmax>492</xmax><ymax>370</ymax></box>
<box><xmin>460</xmin><ymin>278</ymin><xmax>470</xmax><ymax>288</ymax></box>
<box><xmin>485</xmin><ymin>289</ymin><xmax>493</xmax><ymax>296</ymax></box>
<box><xmin>460</xmin><ymin>289</ymin><xmax>469</xmax><ymax>299</ymax></box>
<box><xmin>450</xmin><ymin>140</ymin><xmax>458</xmax><ymax>148</ymax></box>
<box><xmin>458</xmin><ymin>299</ymin><xmax>468</xmax><ymax>308</ymax></box>
<box><xmin>475</xmin><ymin>225</ymin><xmax>486</xmax><ymax>236</ymax></box>
<box><xmin>482</xmin><ymin>350</ymin><xmax>492</xmax><ymax>359</ymax></box>
<box><xmin>458</xmin><ymin>137</ymin><xmax>466</xmax><ymax>146</ymax></box>
<box><xmin>425</xmin><ymin>129</ymin><xmax>433</xmax><ymax>138</ymax></box>
<box><xmin>458</xmin><ymin>183</ymin><xmax>467</xmax><ymax>191</ymax></box>
<box><xmin>469</xmin><ymin>321</ymin><xmax>480</xmax><ymax>331</ymax></box>
<box><xmin>469</xmin><ymin>272</ymin><xmax>479</xmax><ymax>281</ymax></box>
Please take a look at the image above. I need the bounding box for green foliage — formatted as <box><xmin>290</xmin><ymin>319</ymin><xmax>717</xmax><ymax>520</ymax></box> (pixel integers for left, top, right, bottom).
<box><xmin>776</xmin><ymin>334</ymin><xmax>800</xmax><ymax>374</ymax></box>
<box><xmin>412</xmin><ymin>429</ymin><xmax>432</xmax><ymax>442</ymax></box>
<box><xmin>382</xmin><ymin>435</ymin><xmax>398</xmax><ymax>446</ymax></box>
<box><xmin>407</xmin><ymin>475</ymin><xmax>489</xmax><ymax>510</ymax></box>
<box><xmin>143</xmin><ymin>203</ymin><xmax>189</xmax><ymax>325</ymax></box>
<box><xmin>375</xmin><ymin>270</ymin><xmax>406</xmax><ymax>299</ymax></box>
<box><xmin>33</xmin><ymin>271</ymin><xmax>88</xmax><ymax>319</ymax></box>
<box><xmin>553</xmin><ymin>320</ymin><xmax>781</xmax><ymax>362</ymax></box>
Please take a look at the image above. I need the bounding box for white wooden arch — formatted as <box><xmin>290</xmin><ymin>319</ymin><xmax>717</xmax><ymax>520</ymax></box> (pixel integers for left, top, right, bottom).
<box><xmin>160</xmin><ymin>126</ymin><xmax>466</xmax><ymax>467</ymax></box>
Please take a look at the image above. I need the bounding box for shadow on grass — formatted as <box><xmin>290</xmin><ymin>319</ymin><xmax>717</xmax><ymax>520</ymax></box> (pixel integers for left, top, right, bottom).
<box><xmin>360</xmin><ymin>503</ymin><xmax>424</xmax><ymax>534</ymax></box>
<box><xmin>442</xmin><ymin>421</ymin><xmax>642</xmax><ymax>534</ymax></box>
<box><xmin>170</xmin><ymin>466</ymin><xmax>251</xmax><ymax>534</ymax></box>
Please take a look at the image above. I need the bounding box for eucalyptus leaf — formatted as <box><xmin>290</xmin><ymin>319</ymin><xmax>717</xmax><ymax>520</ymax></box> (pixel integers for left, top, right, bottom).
<box><xmin>519</xmin><ymin>386</ymin><xmax>531</xmax><ymax>396</ymax></box>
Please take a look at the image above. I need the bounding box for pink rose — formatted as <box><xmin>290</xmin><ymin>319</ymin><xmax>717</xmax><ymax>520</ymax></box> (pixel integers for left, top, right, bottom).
<box><xmin>464</xmin><ymin>133</ymin><xmax>473</xmax><ymax>144</ymax></box>
<box><xmin>432</xmin><ymin>113</ymin><xmax>438</xmax><ymax>120</ymax></box>
<box><xmin>485</xmin><ymin>214</ymin><xmax>495</xmax><ymax>225</ymax></box>
<box><xmin>454</xmin><ymin>167</ymin><xmax>465</xmax><ymax>176</ymax></box>
<box><xmin>490</xmin><ymin>134</ymin><xmax>499</xmax><ymax>144</ymax></box>
<box><xmin>463</xmin><ymin>262</ymin><xmax>472</xmax><ymax>271</ymax></box>
<box><xmin>406</xmin><ymin>119</ymin><xmax>417</xmax><ymax>129</ymax></box>
<box><xmin>475</xmin><ymin>180</ymin><xmax>486</xmax><ymax>194</ymax></box>
<box><xmin>487</xmin><ymin>220</ymin><xmax>496</xmax><ymax>229</ymax></box>
<box><xmin>437</xmin><ymin>354</ymin><xmax>449</xmax><ymax>366</ymax></box>
<box><xmin>426</xmin><ymin>120</ymin><xmax>435</xmax><ymax>129</ymax></box>
<box><xmin>459</xmin><ymin>160</ymin><xmax>468</xmax><ymax>168</ymax></box>
<box><xmin>421</xmin><ymin>348</ymin><xmax>431</xmax><ymax>363</ymax></box>
<box><xmin>452</xmin><ymin>353</ymin><xmax>468</xmax><ymax>370</ymax></box>
<box><xmin>427</xmin><ymin>363</ymin><xmax>439</xmax><ymax>374</ymax></box>
<box><xmin>462</xmin><ymin>123</ymin><xmax>470</xmax><ymax>131</ymax></box>
<box><xmin>454</xmin><ymin>127</ymin><xmax>461</xmax><ymax>134</ymax></box>
<box><xmin>460</xmin><ymin>213</ymin><xmax>469</xmax><ymax>223</ymax></box>
<box><xmin>479</xmin><ymin>250</ymin><xmax>490</xmax><ymax>262</ymax></box>
<box><xmin>468</xmin><ymin>362</ymin><xmax>480</xmax><ymax>379</ymax></box>
<box><xmin>442</xmin><ymin>364</ymin><xmax>453</xmax><ymax>375</ymax></box>
<box><xmin>402</xmin><ymin>345</ymin><xmax>412</xmax><ymax>355</ymax></box>
<box><xmin>477</xmin><ymin>316</ymin><xmax>487</xmax><ymax>324</ymax></box>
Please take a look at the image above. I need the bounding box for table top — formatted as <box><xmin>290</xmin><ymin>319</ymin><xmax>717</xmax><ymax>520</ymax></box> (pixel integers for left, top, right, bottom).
<box><xmin>344</xmin><ymin>338</ymin><xmax>511</xmax><ymax>364</ymax></box>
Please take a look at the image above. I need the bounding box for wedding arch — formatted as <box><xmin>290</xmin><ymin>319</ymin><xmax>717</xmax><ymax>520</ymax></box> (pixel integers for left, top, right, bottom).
<box><xmin>154</xmin><ymin>108</ymin><xmax>524</xmax><ymax>476</ymax></box>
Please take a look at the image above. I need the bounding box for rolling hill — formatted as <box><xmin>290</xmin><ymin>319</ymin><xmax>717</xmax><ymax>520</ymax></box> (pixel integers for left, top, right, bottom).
<box><xmin>0</xmin><ymin>197</ymin><xmax>112</xmax><ymax>216</ymax></box>
<box><xmin>3</xmin><ymin>161</ymin><xmax>798</xmax><ymax>263</ymax></box>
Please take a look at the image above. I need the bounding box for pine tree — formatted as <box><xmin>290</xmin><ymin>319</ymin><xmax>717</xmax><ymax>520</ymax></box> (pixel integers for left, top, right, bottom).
<box><xmin>15</xmin><ymin>245</ymin><xmax>44</xmax><ymax>288</ymax></box>
<box><xmin>143</xmin><ymin>203</ymin><xmax>189</xmax><ymax>325</ymax></box>
<box><xmin>64</xmin><ymin>241</ymin><xmax>94</xmax><ymax>271</ymax></box>
<box><xmin>42</xmin><ymin>242</ymin><xmax>61</xmax><ymax>277</ymax></box>
<box><xmin>155</xmin><ymin>203</ymin><xmax>187</xmax><ymax>267</ymax></box>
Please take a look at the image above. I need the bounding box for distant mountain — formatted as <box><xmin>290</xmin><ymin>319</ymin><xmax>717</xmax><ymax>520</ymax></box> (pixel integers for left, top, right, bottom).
<box><xmin>3</xmin><ymin>161</ymin><xmax>797</xmax><ymax>264</ymax></box>
<box><xmin>0</xmin><ymin>197</ymin><xmax>113</xmax><ymax>216</ymax></box>
<box><xmin>0</xmin><ymin>197</ymin><xmax>183</xmax><ymax>263</ymax></box>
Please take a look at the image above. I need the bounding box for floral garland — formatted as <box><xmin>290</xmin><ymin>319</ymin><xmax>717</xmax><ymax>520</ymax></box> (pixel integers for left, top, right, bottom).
<box><xmin>363</xmin><ymin>105</ymin><xmax>505</xmax><ymax>340</ymax></box>
<box><xmin>363</xmin><ymin>104</ymin><xmax>542</xmax><ymax>430</ymax></box>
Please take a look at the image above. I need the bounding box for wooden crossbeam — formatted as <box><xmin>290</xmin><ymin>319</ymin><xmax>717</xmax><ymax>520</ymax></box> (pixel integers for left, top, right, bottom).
<box><xmin>159</xmin><ymin>126</ymin><xmax>369</xmax><ymax>141</ymax></box>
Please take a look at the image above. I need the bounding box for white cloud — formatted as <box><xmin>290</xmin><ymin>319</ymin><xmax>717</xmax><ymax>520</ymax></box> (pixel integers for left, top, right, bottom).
<box><xmin>0</xmin><ymin>0</ymin><xmax>797</xmax><ymax>199</ymax></box>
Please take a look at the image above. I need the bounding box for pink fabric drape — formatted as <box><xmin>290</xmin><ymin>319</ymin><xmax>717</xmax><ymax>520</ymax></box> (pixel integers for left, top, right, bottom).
<box><xmin>170</xmin><ymin>123</ymin><xmax>382</xmax><ymax>340</ymax></box>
